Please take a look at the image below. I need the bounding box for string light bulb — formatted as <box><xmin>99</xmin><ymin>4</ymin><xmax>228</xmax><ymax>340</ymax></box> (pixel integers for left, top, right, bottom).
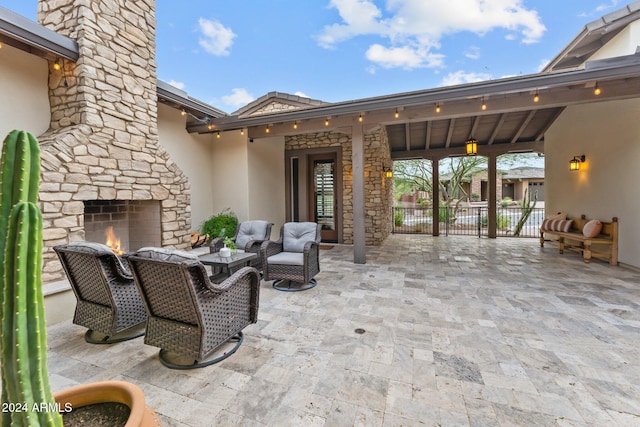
<box><xmin>240</xmin><ymin>129</ymin><xmax>244</xmax><ymax>135</ymax></box>
<box><xmin>481</xmin><ymin>97</ymin><xmax>487</xmax><ymax>111</ymax></box>
<box><xmin>394</xmin><ymin>109</ymin><xmax>399</xmax><ymax>119</ymax></box>
<box><xmin>594</xmin><ymin>83</ymin><xmax>601</xmax><ymax>96</ymax></box>
<box><xmin>325</xmin><ymin>118</ymin><xmax>330</xmax><ymax>126</ymax></box>
<box><xmin>265</xmin><ymin>125</ymin><xmax>270</xmax><ymax>133</ymax></box>
<box><xmin>358</xmin><ymin>114</ymin><xmax>363</xmax><ymax>123</ymax></box>
<box><xmin>533</xmin><ymin>90</ymin><xmax>539</xmax><ymax>103</ymax></box>
<box><xmin>435</xmin><ymin>103</ymin><xmax>441</xmax><ymax>113</ymax></box>
<box><xmin>181</xmin><ymin>109</ymin><xmax>187</xmax><ymax>116</ymax></box>
<box><xmin>216</xmin><ymin>131</ymin><xmax>221</xmax><ymax>139</ymax></box>
<box><xmin>293</xmin><ymin>121</ymin><xmax>298</xmax><ymax>129</ymax></box>
<box><xmin>53</xmin><ymin>59</ymin><xmax>61</xmax><ymax>71</ymax></box>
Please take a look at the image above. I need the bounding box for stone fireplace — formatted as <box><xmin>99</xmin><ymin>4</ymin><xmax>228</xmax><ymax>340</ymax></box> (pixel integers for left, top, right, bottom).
<box><xmin>36</xmin><ymin>0</ymin><xmax>191</xmax><ymax>283</ymax></box>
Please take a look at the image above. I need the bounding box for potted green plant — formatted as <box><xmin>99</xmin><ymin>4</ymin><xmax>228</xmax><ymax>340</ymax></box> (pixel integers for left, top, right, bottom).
<box><xmin>0</xmin><ymin>130</ymin><xmax>160</xmax><ymax>426</ymax></box>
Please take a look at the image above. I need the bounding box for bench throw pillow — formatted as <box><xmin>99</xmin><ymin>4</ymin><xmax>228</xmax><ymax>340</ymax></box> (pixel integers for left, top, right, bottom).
<box><xmin>582</xmin><ymin>219</ymin><xmax>602</xmax><ymax>238</ymax></box>
<box><xmin>541</xmin><ymin>218</ymin><xmax>573</xmax><ymax>233</ymax></box>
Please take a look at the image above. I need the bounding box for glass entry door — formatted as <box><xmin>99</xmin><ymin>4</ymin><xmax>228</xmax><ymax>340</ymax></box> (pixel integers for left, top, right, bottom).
<box><xmin>310</xmin><ymin>154</ymin><xmax>338</xmax><ymax>242</ymax></box>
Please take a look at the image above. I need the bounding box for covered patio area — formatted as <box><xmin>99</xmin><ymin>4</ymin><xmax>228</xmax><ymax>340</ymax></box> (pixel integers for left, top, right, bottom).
<box><xmin>46</xmin><ymin>235</ymin><xmax>640</xmax><ymax>426</ymax></box>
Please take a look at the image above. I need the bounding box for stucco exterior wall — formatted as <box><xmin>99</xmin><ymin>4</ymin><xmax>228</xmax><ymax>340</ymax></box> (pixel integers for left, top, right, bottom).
<box><xmin>210</xmin><ymin>131</ymin><xmax>251</xmax><ymax>222</ymax></box>
<box><xmin>157</xmin><ymin>103</ymin><xmax>215</xmax><ymax>231</ymax></box>
<box><xmin>248</xmin><ymin>136</ymin><xmax>286</xmax><ymax>240</ymax></box>
<box><xmin>0</xmin><ymin>44</ymin><xmax>51</xmax><ymax>140</ymax></box>
<box><xmin>544</xmin><ymin>98</ymin><xmax>640</xmax><ymax>267</ymax></box>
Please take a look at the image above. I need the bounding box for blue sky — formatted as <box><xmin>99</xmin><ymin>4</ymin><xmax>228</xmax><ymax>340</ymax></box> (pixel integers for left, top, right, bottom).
<box><xmin>0</xmin><ymin>0</ymin><xmax>626</xmax><ymax>113</ymax></box>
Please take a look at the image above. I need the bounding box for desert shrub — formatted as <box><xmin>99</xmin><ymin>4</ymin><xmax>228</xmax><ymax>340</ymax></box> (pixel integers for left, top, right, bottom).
<box><xmin>394</xmin><ymin>209</ymin><xmax>404</xmax><ymax>227</ymax></box>
<box><xmin>201</xmin><ymin>208</ymin><xmax>238</xmax><ymax>240</ymax></box>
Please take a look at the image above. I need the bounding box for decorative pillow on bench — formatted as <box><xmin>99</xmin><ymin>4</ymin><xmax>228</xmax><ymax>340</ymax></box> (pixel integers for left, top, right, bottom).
<box><xmin>541</xmin><ymin>218</ymin><xmax>573</xmax><ymax>233</ymax></box>
<box><xmin>582</xmin><ymin>219</ymin><xmax>602</xmax><ymax>238</ymax></box>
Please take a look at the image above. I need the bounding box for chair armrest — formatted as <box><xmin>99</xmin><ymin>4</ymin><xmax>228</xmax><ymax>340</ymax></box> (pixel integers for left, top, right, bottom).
<box><xmin>209</xmin><ymin>237</ymin><xmax>224</xmax><ymax>253</ymax></box>
<box><xmin>201</xmin><ymin>266</ymin><xmax>261</xmax><ymax>322</ymax></box>
<box><xmin>242</xmin><ymin>239</ymin><xmax>268</xmax><ymax>252</ymax></box>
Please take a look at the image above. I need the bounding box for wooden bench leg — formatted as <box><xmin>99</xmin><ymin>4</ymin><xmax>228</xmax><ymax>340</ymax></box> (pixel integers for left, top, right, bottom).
<box><xmin>540</xmin><ymin>232</ymin><xmax>545</xmax><ymax>247</ymax></box>
<box><xmin>583</xmin><ymin>243</ymin><xmax>592</xmax><ymax>263</ymax></box>
<box><xmin>558</xmin><ymin>237</ymin><xmax>564</xmax><ymax>254</ymax></box>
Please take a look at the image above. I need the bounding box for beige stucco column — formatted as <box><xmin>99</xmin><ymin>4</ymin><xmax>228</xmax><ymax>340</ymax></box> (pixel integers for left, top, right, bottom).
<box><xmin>432</xmin><ymin>158</ymin><xmax>440</xmax><ymax>237</ymax></box>
<box><xmin>488</xmin><ymin>153</ymin><xmax>497</xmax><ymax>238</ymax></box>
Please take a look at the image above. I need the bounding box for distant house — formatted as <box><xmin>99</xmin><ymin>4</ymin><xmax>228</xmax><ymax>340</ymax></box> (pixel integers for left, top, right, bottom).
<box><xmin>501</xmin><ymin>167</ymin><xmax>545</xmax><ymax>202</ymax></box>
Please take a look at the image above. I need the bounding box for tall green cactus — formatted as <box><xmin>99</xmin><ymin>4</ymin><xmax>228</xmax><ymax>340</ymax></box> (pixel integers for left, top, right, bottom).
<box><xmin>0</xmin><ymin>130</ymin><xmax>62</xmax><ymax>427</ymax></box>
<box><xmin>513</xmin><ymin>187</ymin><xmax>538</xmax><ymax>237</ymax></box>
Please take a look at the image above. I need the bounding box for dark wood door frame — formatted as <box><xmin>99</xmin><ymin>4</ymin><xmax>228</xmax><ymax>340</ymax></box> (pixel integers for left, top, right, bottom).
<box><xmin>285</xmin><ymin>147</ymin><xmax>342</xmax><ymax>243</ymax></box>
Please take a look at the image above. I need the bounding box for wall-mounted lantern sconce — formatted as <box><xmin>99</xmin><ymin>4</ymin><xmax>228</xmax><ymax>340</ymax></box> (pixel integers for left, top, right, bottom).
<box><xmin>384</xmin><ymin>167</ymin><xmax>393</xmax><ymax>178</ymax></box>
<box><xmin>570</xmin><ymin>155</ymin><xmax>585</xmax><ymax>171</ymax></box>
<box><xmin>466</xmin><ymin>138</ymin><xmax>478</xmax><ymax>156</ymax></box>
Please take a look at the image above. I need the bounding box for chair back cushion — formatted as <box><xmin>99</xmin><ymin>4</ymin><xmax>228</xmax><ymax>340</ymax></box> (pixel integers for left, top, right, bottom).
<box><xmin>235</xmin><ymin>220</ymin><xmax>270</xmax><ymax>248</ymax></box>
<box><xmin>68</xmin><ymin>241</ymin><xmax>129</xmax><ymax>274</ymax></box>
<box><xmin>135</xmin><ymin>247</ymin><xmax>198</xmax><ymax>262</ymax></box>
<box><xmin>283</xmin><ymin>222</ymin><xmax>318</xmax><ymax>253</ymax></box>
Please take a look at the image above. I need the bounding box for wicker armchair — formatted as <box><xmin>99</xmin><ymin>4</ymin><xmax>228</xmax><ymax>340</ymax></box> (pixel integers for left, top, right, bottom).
<box><xmin>261</xmin><ymin>222</ymin><xmax>322</xmax><ymax>291</ymax></box>
<box><xmin>126</xmin><ymin>247</ymin><xmax>260</xmax><ymax>369</ymax></box>
<box><xmin>209</xmin><ymin>220</ymin><xmax>273</xmax><ymax>271</ymax></box>
<box><xmin>53</xmin><ymin>242</ymin><xmax>146</xmax><ymax>344</ymax></box>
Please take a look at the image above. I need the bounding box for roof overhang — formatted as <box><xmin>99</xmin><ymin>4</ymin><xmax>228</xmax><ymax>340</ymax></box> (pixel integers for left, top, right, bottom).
<box><xmin>0</xmin><ymin>6</ymin><xmax>78</xmax><ymax>61</ymax></box>
<box><xmin>191</xmin><ymin>53</ymin><xmax>640</xmax><ymax>159</ymax></box>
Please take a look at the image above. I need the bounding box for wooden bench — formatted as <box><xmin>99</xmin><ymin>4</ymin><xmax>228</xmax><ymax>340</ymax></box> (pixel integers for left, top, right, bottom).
<box><xmin>540</xmin><ymin>214</ymin><xmax>618</xmax><ymax>265</ymax></box>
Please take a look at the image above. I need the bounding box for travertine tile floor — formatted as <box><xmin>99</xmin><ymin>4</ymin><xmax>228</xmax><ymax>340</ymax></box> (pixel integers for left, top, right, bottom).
<box><xmin>46</xmin><ymin>235</ymin><xmax>640</xmax><ymax>426</ymax></box>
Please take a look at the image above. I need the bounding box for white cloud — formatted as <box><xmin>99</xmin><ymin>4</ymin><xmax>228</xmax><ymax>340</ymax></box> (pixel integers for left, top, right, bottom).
<box><xmin>439</xmin><ymin>70</ymin><xmax>492</xmax><ymax>87</ymax></box>
<box><xmin>198</xmin><ymin>18</ymin><xmax>236</xmax><ymax>56</ymax></box>
<box><xmin>366</xmin><ymin>44</ymin><xmax>443</xmax><ymax>69</ymax></box>
<box><xmin>168</xmin><ymin>80</ymin><xmax>185</xmax><ymax>90</ymax></box>
<box><xmin>294</xmin><ymin>91</ymin><xmax>310</xmax><ymax>98</ymax></box>
<box><xmin>317</xmin><ymin>0</ymin><xmax>546</xmax><ymax>69</ymax></box>
<box><xmin>221</xmin><ymin>88</ymin><xmax>255</xmax><ymax>108</ymax></box>
<box><xmin>465</xmin><ymin>46</ymin><xmax>481</xmax><ymax>60</ymax></box>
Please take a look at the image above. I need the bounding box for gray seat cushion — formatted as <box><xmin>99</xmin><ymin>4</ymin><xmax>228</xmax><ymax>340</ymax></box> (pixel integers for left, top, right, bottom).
<box><xmin>282</xmin><ymin>222</ymin><xmax>317</xmax><ymax>253</ymax></box>
<box><xmin>235</xmin><ymin>220</ymin><xmax>270</xmax><ymax>248</ymax></box>
<box><xmin>135</xmin><ymin>247</ymin><xmax>198</xmax><ymax>262</ymax></box>
<box><xmin>268</xmin><ymin>252</ymin><xmax>304</xmax><ymax>266</ymax></box>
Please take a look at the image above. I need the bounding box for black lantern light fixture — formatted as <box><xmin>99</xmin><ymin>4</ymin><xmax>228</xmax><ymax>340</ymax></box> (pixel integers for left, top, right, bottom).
<box><xmin>570</xmin><ymin>155</ymin><xmax>585</xmax><ymax>171</ymax></box>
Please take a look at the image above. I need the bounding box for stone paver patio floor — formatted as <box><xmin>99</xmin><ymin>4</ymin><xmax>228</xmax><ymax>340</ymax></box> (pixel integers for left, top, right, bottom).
<box><xmin>46</xmin><ymin>234</ymin><xmax>640</xmax><ymax>426</ymax></box>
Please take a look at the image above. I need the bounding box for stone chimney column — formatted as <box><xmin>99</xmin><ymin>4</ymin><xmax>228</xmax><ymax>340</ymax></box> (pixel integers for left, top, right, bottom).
<box><xmin>37</xmin><ymin>0</ymin><xmax>158</xmax><ymax>146</ymax></box>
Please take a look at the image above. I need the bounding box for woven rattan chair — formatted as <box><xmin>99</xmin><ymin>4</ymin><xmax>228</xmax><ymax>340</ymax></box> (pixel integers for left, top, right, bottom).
<box><xmin>209</xmin><ymin>220</ymin><xmax>273</xmax><ymax>271</ymax></box>
<box><xmin>126</xmin><ymin>247</ymin><xmax>260</xmax><ymax>369</ymax></box>
<box><xmin>261</xmin><ymin>222</ymin><xmax>322</xmax><ymax>291</ymax></box>
<box><xmin>53</xmin><ymin>242</ymin><xmax>147</xmax><ymax>344</ymax></box>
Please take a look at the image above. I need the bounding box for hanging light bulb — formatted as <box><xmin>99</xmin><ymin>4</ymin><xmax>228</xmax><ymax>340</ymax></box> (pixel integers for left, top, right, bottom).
<box><xmin>394</xmin><ymin>109</ymin><xmax>399</xmax><ymax>119</ymax></box>
<box><xmin>181</xmin><ymin>109</ymin><xmax>187</xmax><ymax>116</ymax></box>
<box><xmin>293</xmin><ymin>121</ymin><xmax>298</xmax><ymax>129</ymax></box>
<box><xmin>594</xmin><ymin>83</ymin><xmax>601</xmax><ymax>96</ymax></box>
<box><xmin>435</xmin><ymin>103</ymin><xmax>441</xmax><ymax>113</ymax></box>
<box><xmin>358</xmin><ymin>114</ymin><xmax>363</xmax><ymax>123</ymax></box>
<box><xmin>325</xmin><ymin>118</ymin><xmax>330</xmax><ymax>126</ymax></box>
<box><xmin>216</xmin><ymin>131</ymin><xmax>221</xmax><ymax>139</ymax></box>
<box><xmin>240</xmin><ymin>129</ymin><xmax>245</xmax><ymax>135</ymax></box>
<box><xmin>265</xmin><ymin>125</ymin><xmax>270</xmax><ymax>133</ymax></box>
<box><xmin>53</xmin><ymin>59</ymin><xmax>61</xmax><ymax>71</ymax></box>
<box><xmin>481</xmin><ymin>97</ymin><xmax>487</xmax><ymax>111</ymax></box>
<box><xmin>533</xmin><ymin>90</ymin><xmax>540</xmax><ymax>103</ymax></box>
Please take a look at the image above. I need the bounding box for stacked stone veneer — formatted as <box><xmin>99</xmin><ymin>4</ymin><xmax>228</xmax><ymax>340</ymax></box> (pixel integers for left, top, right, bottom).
<box><xmin>285</xmin><ymin>128</ymin><xmax>393</xmax><ymax>246</ymax></box>
<box><xmin>470</xmin><ymin>171</ymin><xmax>503</xmax><ymax>201</ymax></box>
<box><xmin>36</xmin><ymin>0</ymin><xmax>191</xmax><ymax>283</ymax></box>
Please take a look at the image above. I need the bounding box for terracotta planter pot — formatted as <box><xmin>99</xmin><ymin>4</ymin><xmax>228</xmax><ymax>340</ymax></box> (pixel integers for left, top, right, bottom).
<box><xmin>54</xmin><ymin>381</ymin><xmax>161</xmax><ymax>426</ymax></box>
